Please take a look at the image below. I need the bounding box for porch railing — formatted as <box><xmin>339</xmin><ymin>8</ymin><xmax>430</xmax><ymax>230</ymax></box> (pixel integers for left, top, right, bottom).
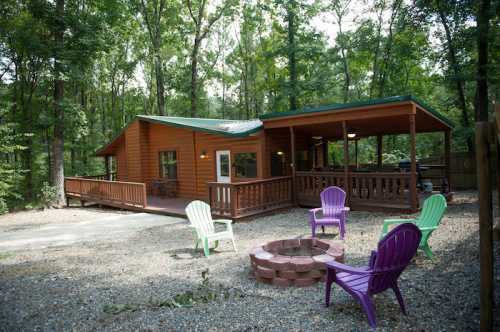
<box><xmin>80</xmin><ymin>172</ymin><xmax>116</xmax><ymax>181</ymax></box>
<box><xmin>207</xmin><ymin>176</ymin><xmax>293</xmax><ymax>218</ymax></box>
<box><xmin>295</xmin><ymin>171</ymin><xmax>413</xmax><ymax>209</ymax></box>
<box><xmin>64</xmin><ymin>177</ymin><xmax>146</xmax><ymax>208</ymax></box>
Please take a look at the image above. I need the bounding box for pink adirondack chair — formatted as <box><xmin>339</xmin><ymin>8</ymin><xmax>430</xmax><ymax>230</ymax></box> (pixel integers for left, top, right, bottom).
<box><xmin>325</xmin><ymin>223</ymin><xmax>422</xmax><ymax>329</ymax></box>
<box><xmin>309</xmin><ymin>186</ymin><xmax>348</xmax><ymax>239</ymax></box>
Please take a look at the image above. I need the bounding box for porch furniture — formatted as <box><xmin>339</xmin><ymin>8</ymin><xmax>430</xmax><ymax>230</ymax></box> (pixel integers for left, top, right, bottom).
<box><xmin>151</xmin><ymin>178</ymin><xmax>178</xmax><ymax>197</ymax></box>
<box><xmin>309</xmin><ymin>186</ymin><xmax>349</xmax><ymax>239</ymax></box>
<box><xmin>380</xmin><ymin>194</ymin><xmax>447</xmax><ymax>258</ymax></box>
<box><xmin>325</xmin><ymin>223</ymin><xmax>422</xmax><ymax>329</ymax></box>
<box><xmin>185</xmin><ymin>200</ymin><xmax>237</xmax><ymax>257</ymax></box>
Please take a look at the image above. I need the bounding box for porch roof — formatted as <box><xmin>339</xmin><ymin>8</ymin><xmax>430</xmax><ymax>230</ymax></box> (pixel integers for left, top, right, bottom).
<box><xmin>136</xmin><ymin>115</ymin><xmax>263</xmax><ymax>137</ymax></box>
<box><xmin>260</xmin><ymin>95</ymin><xmax>453</xmax><ymax>137</ymax></box>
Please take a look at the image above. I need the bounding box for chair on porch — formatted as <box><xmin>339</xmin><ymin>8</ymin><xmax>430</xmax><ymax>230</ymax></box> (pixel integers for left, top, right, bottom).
<box><xmin>380</xmin><ymin>194</ymin><xmax>447</xmax><ymax>259</ymax></box>
<box><xmin>325</xmin><ymin>223</ymin><xmax>421</xmax><ymax>329</ymax></box>
<box><xmin>185</xmin><ymin>200</ymin><xmax>237</xmax><ymax>257</ymax></box>
<box><xmin>309</xmin><ymin>186</ymin><xmax>349</xmax><ymax>239</ymax></box>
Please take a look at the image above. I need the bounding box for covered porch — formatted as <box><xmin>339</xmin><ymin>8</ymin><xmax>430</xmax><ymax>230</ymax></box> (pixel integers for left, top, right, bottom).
<box><xmin>262</xmin><ymin>96</ymin><xmax>453</xmax><ymax>213</ymax></box>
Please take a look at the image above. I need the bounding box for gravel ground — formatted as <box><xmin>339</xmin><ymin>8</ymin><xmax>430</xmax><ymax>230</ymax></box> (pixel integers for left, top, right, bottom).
<box><xmin>0</xmin><ymin>191</ymin><xmax>499</xmax><ymax>331</ymax></box>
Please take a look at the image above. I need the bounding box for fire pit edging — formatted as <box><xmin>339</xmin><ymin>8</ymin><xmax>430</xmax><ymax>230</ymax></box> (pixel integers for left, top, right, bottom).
<box><xmin>249</xmin><ymin>238</ymin><xmax>345</xmax><ymax>287</ymax></box>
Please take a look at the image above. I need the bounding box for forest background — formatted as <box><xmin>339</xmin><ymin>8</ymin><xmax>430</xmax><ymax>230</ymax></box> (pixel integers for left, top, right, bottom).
<box><xmin>0</xmin><ymin>0</ymin><xmax>498</xmax><ymax>211</ymax></box>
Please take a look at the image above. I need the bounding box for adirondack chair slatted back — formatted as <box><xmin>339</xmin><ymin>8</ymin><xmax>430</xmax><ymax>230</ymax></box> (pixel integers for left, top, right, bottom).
<box><xmin>185</xmin><ymin>200</ymin><xmax>215</xmax><ymax>237</ymax></box>
<box><xmin>320</xmin><ymin>186</ymin><xmax>346</xmax><ymax>217</ymax></box>
<box><xmin>369</xmin><ymin>223</ymin><xmax>421</xmax><ymax>294</ymax></box>
<box><xmin>416</xmin><ymin>194</ymin><xmax>447</xmax><ymax>228</ymax></box>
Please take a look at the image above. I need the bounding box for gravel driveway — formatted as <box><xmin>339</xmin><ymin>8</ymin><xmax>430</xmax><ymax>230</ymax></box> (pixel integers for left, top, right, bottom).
<box><xmin>0</xmin><ymin>212</ymin><xmax>184</xmax><ymax>251</ymax></box>
<box><xmin>0</xmin><ymin>192</ymin><xmax>498</xmax><ymax>331</ymax></box>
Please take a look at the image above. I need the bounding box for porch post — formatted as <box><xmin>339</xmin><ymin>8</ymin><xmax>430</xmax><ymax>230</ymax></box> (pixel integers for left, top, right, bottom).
<box><xmin>342</xmin><ymin>121</ymin><xmax>350</xmax><ymax>204</ymax></box>
<box><xmin>444</xmin><ymin>130</ymin><xmax>451</xmax><ymax>192</ymax></box>
<box><xmin>377</xmin><ymin>134</ymin><xmax>383</xmax><ymax>169</ymax></box>
<box><xmin>355</xmin><ymin>139</ymin><xmax>359</xmax><ymax>169</ymax></box>
<box><xmin>409</xmin><ymin>113</ymin><xmax>418</xmax><ymax>212</ymax></box>
<box><xmin>322</xmin><ymin>137</ymin><xmax>329</xmax><ymax>167</ymax></box>
<box><xmin>104</xmin><ymin>155</ymin><xmax>111</xmax><ymax>181</ymax></box>
<box><xmin>290</xmin><ymin>126</ymin><xmax>297</xmax><ymax>205</ymax></box>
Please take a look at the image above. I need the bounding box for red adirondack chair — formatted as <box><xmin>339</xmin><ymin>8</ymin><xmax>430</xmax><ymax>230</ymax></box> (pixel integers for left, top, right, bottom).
<box><xmin>309</xmin><ymin>186</ymin><xmax>349</xmax><ymax>239</ymax></box>
<box><xmin>325</xmin><ymin>223</ymin><xmax>422</xmax><ymax>329</ymax></box>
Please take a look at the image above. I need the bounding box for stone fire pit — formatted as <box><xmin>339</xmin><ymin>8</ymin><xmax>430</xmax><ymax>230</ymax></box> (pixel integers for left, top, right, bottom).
<box><xmin>249</xmin><ymin>238</ymin><xmax>344</xmax><ymax>287</ymax></box>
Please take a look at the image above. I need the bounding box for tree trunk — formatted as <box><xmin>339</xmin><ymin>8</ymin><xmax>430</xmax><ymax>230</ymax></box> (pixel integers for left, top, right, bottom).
<box><xmin>190</xmin><ymin>38</ymin><xmax>200</xmax><ymax>117</ymax></box>
<box><xmin>154</xmin><ymin>49</ymin><xmax>166</xmax><ymax>115</ymax></box>
<box><xmin>51</xmin><ymin>0</ymin><xmax>66</xmax><ymax>207</ymax></box>
<box><xmin>437</xmin><ymin>6</ymin><xmax>473</xmax><ymax>151</ymax></box>
<box><xmin>287</xmin><ymin>1</ymin><xmax>298</xmax><ymax>110</ymax></box>
<box><xmin>474</xmin><ymin>1</ymin><xmax>492</xmax><ymax>329</ymax></box>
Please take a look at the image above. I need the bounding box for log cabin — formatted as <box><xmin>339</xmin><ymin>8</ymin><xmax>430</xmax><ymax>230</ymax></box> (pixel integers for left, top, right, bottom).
<box><xmin>64</xmin><ymin>95</ymin><xmax>454</xmax><ymax>219</ymax></box>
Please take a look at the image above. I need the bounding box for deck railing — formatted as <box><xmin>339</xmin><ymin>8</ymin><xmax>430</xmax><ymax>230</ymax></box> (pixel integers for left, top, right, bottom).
<box><xmin>207</xmin><ymin>176</ymin><xmax>293</xmax><ymax>218</ymax></box>
<box><xmin>80</xmin><ymin>172</ymin><xmax>116</xmax><ymax>181</ymax></box>
<box><xmin>64</xmin><ymin>177</ymin><xmax>146</xmax><ymax>208</ymax></box>
<box><xmin>295</xmin><ymin>171</ymin><xmax>413</xmax><ymax>209</ymax></box>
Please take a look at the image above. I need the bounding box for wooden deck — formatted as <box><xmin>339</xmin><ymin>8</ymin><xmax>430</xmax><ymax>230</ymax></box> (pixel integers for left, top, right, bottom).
<box><xmin>142</xmin><ymin>196</ymin><xmax>192</xmax><ymax>217</ymax></box>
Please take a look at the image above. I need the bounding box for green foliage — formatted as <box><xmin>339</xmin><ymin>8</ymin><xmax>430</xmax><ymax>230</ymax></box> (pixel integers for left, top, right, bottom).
<box><xmin>102</xmin><ymin>269</ymin><xmax>245</xmax><ymax>315</ymax></box>
<box><xmin>0</xmin><ymin>0</ymin><xmax>497</xmax><ymax>210</ymax></box>
<box><xmin>38</xmin><ymin>182</ymin><xmax>57</xmax><ymax>208</ymax></box>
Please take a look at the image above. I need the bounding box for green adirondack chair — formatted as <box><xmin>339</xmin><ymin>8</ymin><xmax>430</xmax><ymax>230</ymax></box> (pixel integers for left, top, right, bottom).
<box><xmin>381</xmin><ymin>194</ymin><xmax>447</xmax><ymax>258</ymax></box>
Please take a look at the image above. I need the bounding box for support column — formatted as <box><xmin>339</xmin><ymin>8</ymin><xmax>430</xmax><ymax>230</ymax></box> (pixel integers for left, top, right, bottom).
<box><xmin>355</xmin><ymin>139</ymin><xmax>359</xmax><ymax>169</ymax></box>
<box><xmin>104</xmin><ymin>155</ymin><xmax>111</xmax><ymax>181</ymax></box>
<box><xmin>342</xmin><ymin>121</ymin><xmax>350</xmax><ymax>204</ymax></box>
<box><xmin>409</xmin><ymin>113</ymin><xmax>418</xmax><ymax>212</ymax></box>
<box><xmin>377</xmin><ymin>134</ymin><xmax>383</xmax><ymax>169</ymax></box>
<box><xmin>322</xmin><ymin>138</ymin><xmax>329</xmax><ymax>168</ymax></box>
<box><xmin>444</xmin><ymin>130</ymin><xmax>451</xmax><ymax>193</ymax></box>
<box><xmin>290</xmin><ymin>126</ymin><xmax>297</xmax><ymax>205</ymax></box>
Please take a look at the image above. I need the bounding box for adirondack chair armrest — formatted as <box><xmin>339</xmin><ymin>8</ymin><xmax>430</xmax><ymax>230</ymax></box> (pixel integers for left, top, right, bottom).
<box><xmin>326</xmin><ymin>260</ymin><xmax>372</xmax><ymax>275</ymax></box>
<box><xmin>384</xmin><ymin>218</ymin><xmax>417</xmax><ymax>224</ymax></box>
<box><xmin>309</xmin><ymin>208</ymin><xmax>322</xmax><ymax>219</ymax></box>
<box><xmin>381</xmin><ymin>219</ymin><xmax>416</xmax><ymax>236</ymax></box>
<box><xmin>419</xmin><ymin>226</ymin><xmax>437</xmax><ymax>232</ymax></box>
<box><xmin>214</xmin><ymin>219</ymin><xmax>233</xmax><ymax>231</ymax></box>
<box><xmin>213</xmin><ymin>219</ymin><xmax>233</xmax><ymax>224</ymax></box>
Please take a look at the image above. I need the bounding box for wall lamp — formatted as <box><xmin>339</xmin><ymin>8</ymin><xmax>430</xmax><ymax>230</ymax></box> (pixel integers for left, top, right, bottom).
<box><xmin>200</xmin><ymin>150</ymin><xmax>207</xmax><ymax>159</ymax></box>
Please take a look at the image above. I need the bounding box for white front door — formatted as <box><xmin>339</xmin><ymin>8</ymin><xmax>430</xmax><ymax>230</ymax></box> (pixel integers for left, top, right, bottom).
<box><xmin>216</xmin><ymin>150</ymin><xmax>231</xmax><ymax>183</ymax></box>
<box><xmin>216</xmin><ymin>150</ymin><xmax>231</xmax><ymax>204</ymax></box>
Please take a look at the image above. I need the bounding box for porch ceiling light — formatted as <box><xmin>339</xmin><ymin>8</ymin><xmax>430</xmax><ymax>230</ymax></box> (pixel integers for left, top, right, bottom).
<box><xmin>276</xmin><ymin>151</ymin><xmax>284</xmax><ymax>156</ymax></box>
<box><xmin>347</xmin><ymin>133</ymin><xmax>356</xmax><ymax>139</ymax></box>
<box><xmin>312</xmin><ymin>136</ymin><xmax>323</xmax><ymax>140</ymax></box>
<box><xmin>200</xmin><ymin>150</ymin><xmax>207</xmax><ymax>159</ymax></box>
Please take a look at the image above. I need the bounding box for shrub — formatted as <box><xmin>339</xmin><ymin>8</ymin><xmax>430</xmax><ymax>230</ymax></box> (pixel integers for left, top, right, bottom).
<box><xmin>38</xmin><ymin>182</ymin><xmax>58</xmax><ymax>208</ymax></box>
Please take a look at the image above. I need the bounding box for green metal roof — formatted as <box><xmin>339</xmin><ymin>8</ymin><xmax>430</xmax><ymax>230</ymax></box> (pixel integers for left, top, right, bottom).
<box><xmin>259</xmin><ymin>95</ymin><xmax>454</xmax><ymax>128</ymax></box>
<box><xmin>137</xmin><ymin>115</ymin><xmax>263</xmax><ymax>137</ymax></box>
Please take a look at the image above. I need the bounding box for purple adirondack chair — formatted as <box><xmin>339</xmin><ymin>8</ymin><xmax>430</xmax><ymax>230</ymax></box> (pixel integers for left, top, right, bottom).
<box><xmin>309</xmin><ymin>186</ymin><xmax>348</xmax><ymax>239</ymax></box>
<box><xmin>325</xmin><ymin>223</ymin><xmax>422</xmax><ymax>329</ymax></box>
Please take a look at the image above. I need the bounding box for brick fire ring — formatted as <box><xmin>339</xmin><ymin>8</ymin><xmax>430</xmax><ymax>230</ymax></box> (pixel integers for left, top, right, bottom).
<box><xmin>249</xmin><ymin>238</ymin><xmax>345</xmax><ymax>287</ymax></box>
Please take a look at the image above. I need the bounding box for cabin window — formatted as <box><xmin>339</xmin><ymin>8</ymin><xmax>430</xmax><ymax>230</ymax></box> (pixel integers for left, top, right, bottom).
<box><xmin>271</xmin><ymin>152</ymin><xmax>286</xmax><ymax>177</ymax></box>
<box><xmin>234</xmin><ymin>152</ymin><xmax>257</xmax><ymax>178</ymax></box>
<box><xmin>159</xmin><ymin>151</ymin><xmax>177</xmax><ymax>179</ymax></box>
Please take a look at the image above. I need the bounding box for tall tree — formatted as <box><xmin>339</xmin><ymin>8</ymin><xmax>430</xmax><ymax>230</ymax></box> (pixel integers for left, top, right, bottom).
<box><xmin>51</xmin><ymin>0</ymin><xmax>66</xmax><ymax>206</ymax></box>
<box><xmin>286</xmin><ymin>0</ymin><xmax>298</xmax><ymax>110</ymax></box>
<box><xmin>185</xmin><ymin>0</ymin><xmax>235</xmax><ymax>117</ymax></box>
<box><xmin>138</xmin><ymin>0</ymin><xmax>168</xmax><ymax>115</ymax></box>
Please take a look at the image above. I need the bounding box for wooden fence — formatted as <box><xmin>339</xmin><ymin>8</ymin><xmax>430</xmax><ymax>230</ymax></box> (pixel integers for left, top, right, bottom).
<box><xmin>64</xmin><ymin>177</ymin><xmax>147</xmax><ymax>208</ymax></box>
<box><xmin>207</xmin><ymin>176</ymin><xmax>293</xmax><ymax>218</ymax></box>
<box><xmin>421</xmin><ymin>151</ymin><xmax>497</xmax><ymax>189</ymax></box>
<box><xmin>295</xmin><ymin>171</ymin><xmax>413</xmax><ymax>210</ymax></box>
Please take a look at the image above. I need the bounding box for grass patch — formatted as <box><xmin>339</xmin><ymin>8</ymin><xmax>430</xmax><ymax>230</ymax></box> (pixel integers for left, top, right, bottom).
<box><xmin>0</xmin><ymin>252</ymin><xmax>13</xmax><ymax>260</ymax></box>
<box><xmin>103</xmin><ymin>269</ymin><xmax>245</xmax><ymax>315</ymax></box>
